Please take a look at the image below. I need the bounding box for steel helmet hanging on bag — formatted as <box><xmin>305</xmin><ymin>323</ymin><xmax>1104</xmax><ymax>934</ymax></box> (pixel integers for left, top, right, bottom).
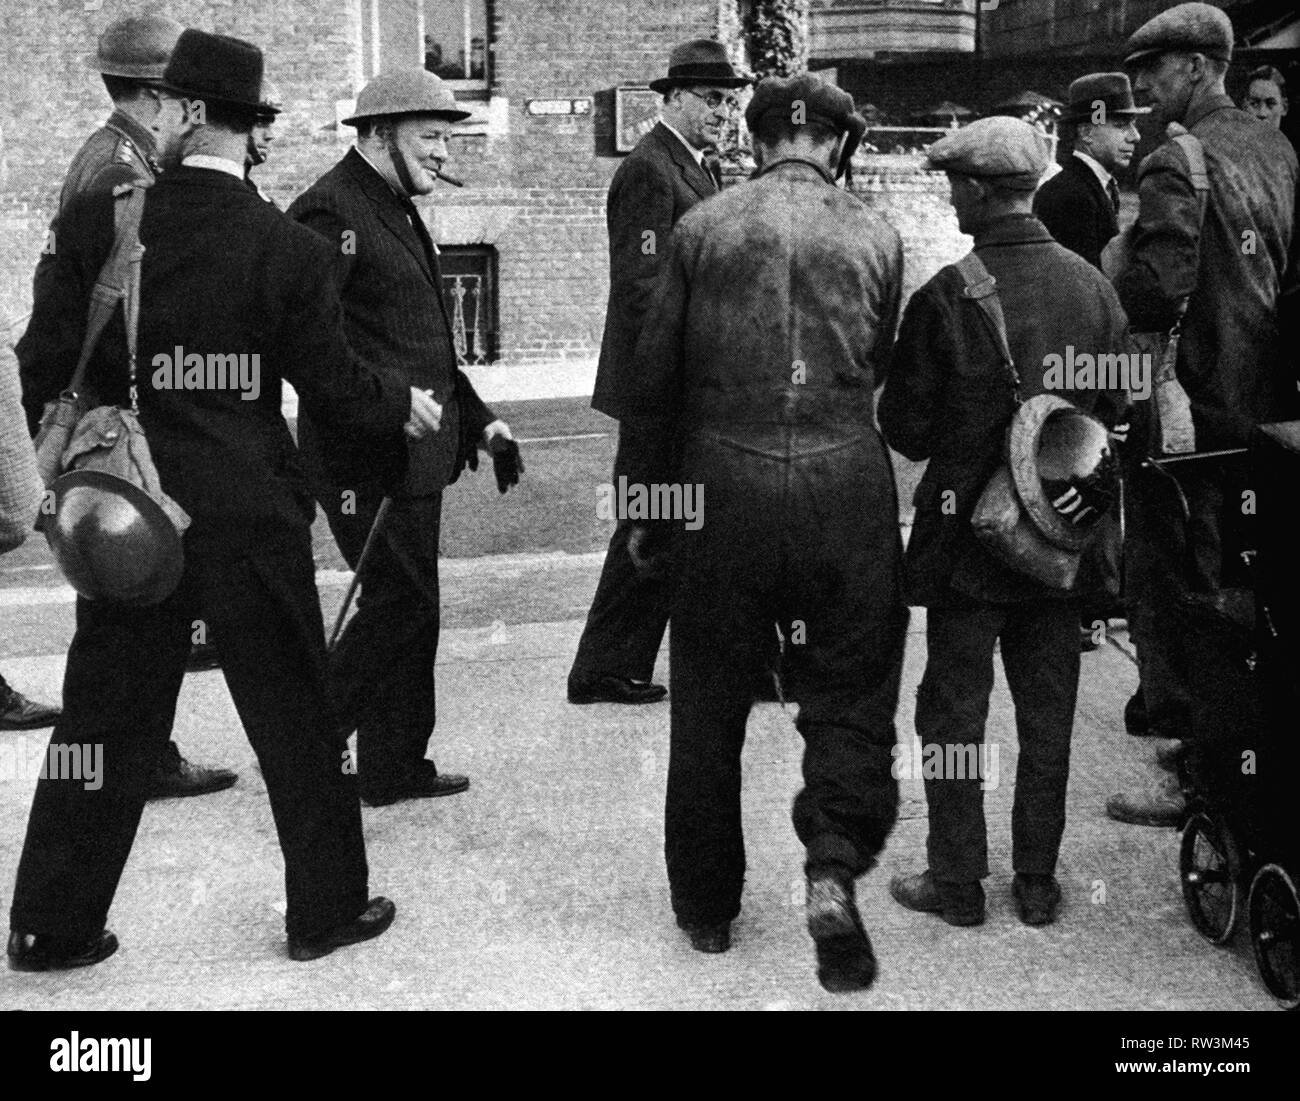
<box><xmin>1009</xmin><ymin>394</ymin><xmax>1118</xmax><ymax>552</ymax></box>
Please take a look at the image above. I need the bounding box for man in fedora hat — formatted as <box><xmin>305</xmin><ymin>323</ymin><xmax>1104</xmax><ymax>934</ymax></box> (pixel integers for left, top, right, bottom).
<box><xmin>10</xmin><ymin>30</ymin><xmax>442</xmax><ymax>970</ymax></box>
<box><xmin>567</xmin><ymin>38</ymin><xmax>749</xmax><ymax>707</ymax></box>
<box><xmin>621</xmin><ymin>73</ymin><xmax>906</xmax><ymax>992</ymax></box>
<box><xmin>1035</xmin><ymin>73</ymin><xmax>1147</xmax><ymax>270</ymax></box>
<box><xmin>289</xmin><ymin>68</ymin><xmax>520</xmax><ymax>808</ymax></box>
<box><xmin>1106</xmin><ymin>3</ymin><xmax>1298</xmax><ymax>826</ymax></box>
<box><xmin>880</xmin><ymin>117</ymin><xmax>1130</xmax><ymax>929</ymax></box>
<box><xmin>20</xmin><ymin>12</ymin><xmax>235</xmax><ymax>793</ymax></box>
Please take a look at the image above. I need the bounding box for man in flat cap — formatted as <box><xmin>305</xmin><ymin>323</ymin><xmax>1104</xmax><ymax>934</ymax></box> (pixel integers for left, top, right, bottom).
<box><xmin>18</xmin><ymin>12</ymin><xmax>236</xmax><ymax>797</ymax></box>
<box><xmin>880</xmin><ymin>117</ymin><xmax>1129</xmax><ymax>929</ymax></box>
<box><xmin>289</xmin><ymin>69</ymin><xmax>519</xmax><ymax>807</ymax></box>
<box><xmin>568</xmin><ymin>38</ymin><xmax>748</xmax><ymax>707</ymax></box>
<box><xmin>1106</xmin><ymin>2</ymin><xmax>1298</xmax><ymax>826</ymax></box>
<box><xmin>10</xmin><ymin>30</ymin><xmax>441</xmax><ymax>970</ymax></box>
<box><xmin>624</xmin><ymin>73</ymin><xmax>907</xmax><ymax>992</ymax></box>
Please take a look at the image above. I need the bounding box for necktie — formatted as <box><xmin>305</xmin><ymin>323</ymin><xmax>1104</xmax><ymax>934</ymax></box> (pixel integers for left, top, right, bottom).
<box><xmin>1106</xmin><ymin>177</ymin><xmax>1120</xmax><ymax>215</ymax></box>
<box><xmin>704</xmin><ymin>152</ymin><xmax>723</xmax><ymax>192</ymax></box>
<box><xmin>399</xmin><ymin>194</ymin><xmax>440</xmax><ymax>277</ymax></box>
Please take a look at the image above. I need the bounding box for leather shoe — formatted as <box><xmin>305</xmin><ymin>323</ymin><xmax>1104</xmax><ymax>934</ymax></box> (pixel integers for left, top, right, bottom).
<box><xmin>1106</xmin><ymin>773</ymin><xmax>1186</xmax><ymax>827</ymax></box>
<box><xmin>807</xmin><ymin>873</ymin><xmax>876</xmax><ymax>992</ymax></box>
<box><xmin>288</xmin><ymin>897</ymin><xmax>396</xmax><ymax>961</ymax></box>
<box><xmin>146</xmin><ymin>754</ymin><xmax>238</xmax><ymax>800</ymax></box>
<box><xmin>1152</xmin><ymin>737</ymin><xmax>1186</xmax><ymax>773</ymax></box>
<box><xmin>1012</xmin><ymin>873</ymin><xmax>1062</xmax><ymax>926</ymax></box>
<box><xmin>889</xmin><ymin>869</ymin><xmax>985</xmax><ymax>926</ymax></box>
<box><xmin>362</xmin><ymin>761</ymin><xmax>469</xmax><ymax>807</ymax></box>
<box><xmin>682</xmin><ymin>921</ymin><xmax>730</xmax><ymax>953</ymax></box>
<box><xmin>8</xmin><ymin>929</ymin><xmax>118</xmax><ymax>972</ymax></box>
<box><xmin>567</xmin><ymin>674</ymin><xmax>666</xmax><ymax>705</ymax></box>
<box><xmin>0</xmin><ymin>687</ymin><xmax>61</xmax><ymax>730</ymax></box>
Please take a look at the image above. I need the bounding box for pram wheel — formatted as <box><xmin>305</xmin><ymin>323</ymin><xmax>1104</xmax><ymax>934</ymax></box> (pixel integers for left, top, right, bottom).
<box><xmin>1248</xmin><ymin>863</ymin><xmax>1300</xmax><ymax>1010</ymax></box>
<box><xmin>1180</xmin><ymin>813</ymin><xmax>1242</xmax><ymax>944</ymax></box>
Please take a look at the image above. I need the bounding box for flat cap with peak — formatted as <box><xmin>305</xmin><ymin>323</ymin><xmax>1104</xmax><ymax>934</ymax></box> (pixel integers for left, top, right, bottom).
<box><xmin>925</xmin><ymin>115</ymin><xmax>1049</xmax><ymax>189</ymax></box>
<box><xmin>745</xmin><ymin>73</ymin><xmax>866</xmax><ymax>150</ymax></box>
<box><xmin>1124</xmin><ymin>2</ymin><xmax>1234</xmax><ymax>67</ymax></box>
<box><xmin>85</xmin><ymin>14</ymin><xmax>185</xmax><ymax>83</ymax></box>
<box><xmin>342</xmin><ymin>68</ymin><xmax>471</xmax><ymax>125</ymax></box>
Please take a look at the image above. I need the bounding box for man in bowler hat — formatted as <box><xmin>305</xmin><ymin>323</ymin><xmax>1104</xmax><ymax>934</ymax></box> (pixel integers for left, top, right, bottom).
<box><xmin>9</xmin><ymin>31</ymin><xmax>441</xmax><ymax>970</ymax></box>
<box><xmin>1034</xmin><ymin>73</ymin><xmax>1147</xmax><ymax>270</ymax></box>
<box><xmin>567</xmin><ymin>39</ymin><xmax>749</xmax><ymax>706</ymax></box>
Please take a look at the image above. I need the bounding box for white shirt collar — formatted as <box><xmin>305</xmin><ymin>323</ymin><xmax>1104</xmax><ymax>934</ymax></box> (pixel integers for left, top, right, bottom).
<box><xmin>659</xmin><ymin>119</ymin><xmax>706</xmax><ymax>167</ymax></box>
<box><xmin>354</xmin><ymin>145</ymin><xmax>402</xmax><ymax>194</ymax></box>
<box><xmin>1073</xmin><ymin>150</ymin><xmax>1114</xmax><ymax>190</ymax></box>
<box><xmin>180</xmin><ymin>153</ymin><xmax>246</xmax><ymax>180</ymax></box>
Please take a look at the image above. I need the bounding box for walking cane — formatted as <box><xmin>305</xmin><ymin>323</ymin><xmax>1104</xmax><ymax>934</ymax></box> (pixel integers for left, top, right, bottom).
<box><xmin>327</xmin><ymin>496</ymin><xmax>393</xmax><ymax>653</ymax></box>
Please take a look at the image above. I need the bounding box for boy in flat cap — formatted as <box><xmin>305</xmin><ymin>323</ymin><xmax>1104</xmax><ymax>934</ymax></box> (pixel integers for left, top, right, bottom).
<box><xmin>1106</xmin><ymin>2</ymin><xmax>1298</xmax><ymax>826</ymax></box>
<box><xmin>623</xmin><ymin>73</ymin><xmax>908</xmax><ymax>992</ymax></box>
<box><xmin>568</xmin><ymin>39</ymin><xmax>748</xmax><ymax>707</ymax></box>
<box><xmin>880</xmin><ymin>117</ymin><xmax>1130</xmax><ymax>928</ymax></box>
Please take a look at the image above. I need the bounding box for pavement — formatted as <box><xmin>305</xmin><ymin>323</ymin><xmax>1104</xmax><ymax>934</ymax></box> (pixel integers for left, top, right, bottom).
<box><xmin>0</xmin><ymin>399</ymin><xmax>1284</xmax><ymax>1011</ymax></box>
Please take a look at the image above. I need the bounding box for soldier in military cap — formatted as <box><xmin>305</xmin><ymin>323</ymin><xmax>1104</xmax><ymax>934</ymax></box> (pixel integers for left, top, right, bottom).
<box><xmin>1106</xmin><ymin>2</ymin><xmax>1298</xmax><ymax>826</ymax></box>
<box><xmin>11</xmin><ymin>30</ymin><xmax>440</xmax><ymax>971</ymax></box>
<box><xmin>880</xmin><ymin>117</ymin><xmax>1130</xmax><ymax>929</ymax></box>
<box><xmin>23</xmin><ymin>12</ymin><xmax>236</xmax><ymax>796</ymax></box>
<box><xmin>624</xmin><ymin>72</ymin><xmax>907</xmax><ymax>991</ymax></box>
<box><xmin>57</xmin><ymin>13</ymin><xmax>183</xmax><ymax>212</ymax></box>
<box><xmin>289</xmin><ymin>69</ymin><xmax>521</xmax><ymax>808</ymax></box>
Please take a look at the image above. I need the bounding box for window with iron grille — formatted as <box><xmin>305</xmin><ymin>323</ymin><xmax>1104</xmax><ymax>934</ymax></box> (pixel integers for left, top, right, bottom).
<box><xmin>439</xmin><ymin>245</ymin><xmax>498</xmax><ymax>366</ymax></box>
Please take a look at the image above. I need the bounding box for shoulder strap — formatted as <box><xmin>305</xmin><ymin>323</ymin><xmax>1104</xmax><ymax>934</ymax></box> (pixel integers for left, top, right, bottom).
<box><xmin>62</xmin><ymin>184</ymin><xmax>147</xmax><ymax>400</ymax></box>
<box><xmin>1167</xmin><ymin>126</ymin><xmax>1209</xmax><ymax>225</ymax></box>
<box><xmin>954</xmin><ymin>251</ymin><xmax>1021</xmax><ymax>404</ymax></box>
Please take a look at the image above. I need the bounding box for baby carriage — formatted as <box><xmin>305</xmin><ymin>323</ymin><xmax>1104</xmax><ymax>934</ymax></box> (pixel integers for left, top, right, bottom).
<box><xmin>1163</xmin><ymin>423</ymin><xmax>1300</xmax><ymax>1010</ymax></box>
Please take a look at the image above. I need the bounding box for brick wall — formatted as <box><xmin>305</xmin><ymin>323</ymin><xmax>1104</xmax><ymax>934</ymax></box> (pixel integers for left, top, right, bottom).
<box><xmin>2</xmin><ymin>0</ymin><xmax>969</xmax><ymax>370</ymax></box>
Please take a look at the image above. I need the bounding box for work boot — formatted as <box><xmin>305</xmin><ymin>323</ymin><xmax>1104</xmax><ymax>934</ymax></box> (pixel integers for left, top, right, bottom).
<box><xmin>1106</xmin><ymin>772</ymin><xmax>1185</xmax><ymax>827</ymax></box>
<box><xmin>806</xmin><ymin>870</ymin><xmax>876</xmax><ymax>992</ymax></box>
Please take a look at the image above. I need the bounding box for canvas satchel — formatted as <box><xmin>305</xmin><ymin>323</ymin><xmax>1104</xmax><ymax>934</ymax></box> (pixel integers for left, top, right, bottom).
<box><xmin>957</xmin><ymin>252</ymin><xmax>1084</xmax><ymax>590</ymax></box>
<box><xmin>33</xmin><ymin>185</ymin><xmax>190</xmax><ymax>535</ymax></box>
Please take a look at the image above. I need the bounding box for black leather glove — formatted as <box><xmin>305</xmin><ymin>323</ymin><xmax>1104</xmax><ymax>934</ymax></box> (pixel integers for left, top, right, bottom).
<box><xmin>487</xmin><ymin>435</ymin><xmax>524</xmax><ymax>493</ymax></box>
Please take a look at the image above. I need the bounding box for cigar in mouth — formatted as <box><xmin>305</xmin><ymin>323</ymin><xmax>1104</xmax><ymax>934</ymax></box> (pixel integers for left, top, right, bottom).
<box><xmin>433</xmin><ymin>167</ymin><xmax>464</xmax><ymax>187</ymax></box>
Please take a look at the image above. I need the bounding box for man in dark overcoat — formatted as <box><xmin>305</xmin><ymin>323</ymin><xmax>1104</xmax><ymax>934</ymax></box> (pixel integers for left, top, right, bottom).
<box><xmin>880</xmin><ymin>117</ymin><xmax>1129</xmax><ymax>929</ymax></box>
<box><xmin>623</xmin><ymin>75</ymin><xmax>908</xmax><ymax>993</ymax></box>
<box><xmin>290</xmin><ymin>68</ymin><xmax>518</xmax><ymax>807</ymax></box>
<box><xmin>1106</xmin><ymin>3</ymin><xmax>1298</xmax><ymax>825</ymax></box>
<box><xmin>9</xmin><ymin>32</ymin><xmax>440</xmax><ymax>970</ymax></box>
<box><xmin>1034</xmin><ymin>72</ymin><xmax>1145</xmax><ymax>270</ymax></box>
<box><xmin>567</xmin><ymin>39</ymin><xmax>748</xmax><ymax>706</ymax></box>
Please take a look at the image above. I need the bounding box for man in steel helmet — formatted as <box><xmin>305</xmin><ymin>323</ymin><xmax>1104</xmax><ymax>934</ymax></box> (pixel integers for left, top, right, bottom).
<box><xmin>289</xmin><ymin>68</ymin><xmax>521</xmax><ymax>808</ymax></box>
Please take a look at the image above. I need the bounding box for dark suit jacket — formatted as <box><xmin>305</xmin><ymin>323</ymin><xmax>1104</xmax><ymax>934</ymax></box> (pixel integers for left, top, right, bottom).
<box><xmin>288</xmin><ymin>148</ymin><xmax>493</xmax><ymax>497</ymax></box>
<box><xmin>16</xmin><ymin>166</ymin><xmax>410</xmax><ymax>557</ymax></box>
<box><xmin>591</xmin><ymin>121</ymin><xmax>718</xmax><ymax>420</ymax></box>
<box><xmin>1033</xmin><ymin>153</ymin><xmax>1118</xmax><ymax>270</ymax></box>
